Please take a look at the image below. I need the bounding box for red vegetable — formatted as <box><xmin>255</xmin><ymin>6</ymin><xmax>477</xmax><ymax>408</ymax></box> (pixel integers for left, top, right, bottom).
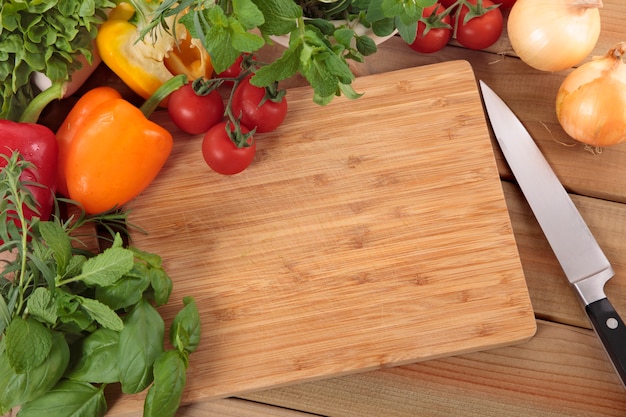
<box><xmin>231</xmin><ymin>76</ymin><xmax>288</xmax><ymax>134</ymax></box>
<box><xmin>168</xmin><ymin>80</ymin><xmax>225</xmax><ymax>135</ymax></box>
<box><xmin>455</xmin><ymin>0</ymin><xmax>504</xmax><ymax>50</ymax></box>
<box><xmin>202</xmin><ymin>121</ymin><xmax>255</xmax><ymax>175</ymax></box>
<box><xmin>408</xmin><ymin>3</ymin><xmax>452</xmax><ymax>54</ymax></box>
<box><xmin>0</xmin><ymin>121</ymin><xmax>58</xmax><ymax>221</ymax></box>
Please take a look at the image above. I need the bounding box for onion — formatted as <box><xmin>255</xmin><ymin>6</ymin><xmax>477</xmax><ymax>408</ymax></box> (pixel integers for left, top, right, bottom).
<box><xmin>507</xmin><ymin>0</ymin><xmax>602</xmax><ymax>72</ymax></box>
<box><xmin>555</xmin><ymin>43</ymin><xmax>626</xmax><ymax>147</ymax></box>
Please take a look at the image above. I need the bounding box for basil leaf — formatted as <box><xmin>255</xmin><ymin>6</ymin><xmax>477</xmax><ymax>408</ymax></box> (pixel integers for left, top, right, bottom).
<box><xmin>95</xmin><ymin>267</ymin><xmax>151</xmax><ymax>311</ymax></box>
<box><xmin>170</xmin><ymin>297</ymin><xmax>201</xmax><ymax>354</ymax></box>
<box><xmin>143</xmin><ymin>350</ymin><xmax>187</xmax><ymax>417</ymax></box>
<box><xmin>17</xmin><ymin>379</ymin><xmax>107</xmax><ymax>417</ymax></box>
<box><xmin>0</xmin><ymin>332</ymin><xmax>69</xmax><ymax>414</ymax></box>
<box><xmin>5</xmin><ymin>316</ymin><xmax>52</xmax><ymax>372</ymax></box>
<box><xmin>65</xmin><ymin>328</ymin><xmax>119</xmax><ymax>384</ymax></box>
<box><xmin>118</xmin><ymin>299</ymin><xmax>164</xmax><ymax>394</ymax></box>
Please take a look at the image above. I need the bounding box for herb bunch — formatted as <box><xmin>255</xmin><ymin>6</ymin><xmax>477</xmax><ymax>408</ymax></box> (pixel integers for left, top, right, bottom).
<box><xmin>133</xmin><ymin>0</ymin><xmax>435</xmax><ymax>105</ymax></box>
<box><xmin>0</xmin><ymin>152</ymin><xmax>200</xmax><ymax>417</ymax></box>
<box><xmin>0</xmin><ymin>0</ymin><xmax>115</xmax><ymax>121</ymax></box>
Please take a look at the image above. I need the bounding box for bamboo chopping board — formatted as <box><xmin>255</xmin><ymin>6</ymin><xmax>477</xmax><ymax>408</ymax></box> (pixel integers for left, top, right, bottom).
<box><xmin>116</xmin><ymin>60</ymin><xmax>536</xmax><ymax>412</ymax></box>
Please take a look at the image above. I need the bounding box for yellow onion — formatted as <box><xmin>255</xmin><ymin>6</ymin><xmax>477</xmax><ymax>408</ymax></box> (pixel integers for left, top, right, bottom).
<box><xmin>508</xmin><ymin>0</ymin><xmax>602</xmax><ymax>72</ymax></box>
<box><xmin>556</xmin><ymin>43</ymin><xmax>626</xmax><ymax>147</ymax></box>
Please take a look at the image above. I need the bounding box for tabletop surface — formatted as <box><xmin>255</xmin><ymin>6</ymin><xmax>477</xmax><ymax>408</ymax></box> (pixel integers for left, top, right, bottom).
<box><xmin>79</xmin><ymin>1</ymin><xmax>626</xmax><ymax>416</ymax></box>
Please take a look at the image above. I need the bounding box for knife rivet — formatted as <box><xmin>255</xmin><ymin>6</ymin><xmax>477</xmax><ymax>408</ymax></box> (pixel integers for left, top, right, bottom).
<box><xmin>607</xmin><ymin>317</ymin><xmax>619</xmax><ymax>330</ymax></box>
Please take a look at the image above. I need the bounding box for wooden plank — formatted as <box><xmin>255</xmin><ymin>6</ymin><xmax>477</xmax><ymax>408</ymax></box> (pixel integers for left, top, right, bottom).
<box><xmin>240</xmin><ymin>319</ymin><xmax>626</xmax><ymax>417</ymax></box>
<box><xmin>503</xmin><ymin>181</ymin><xmax>626</xmax><ymax>329</ymax></box>
<box><xmin>109</xmin><ymin>61</ymin><xmax>535</xmax><ymax>414</ymax></box>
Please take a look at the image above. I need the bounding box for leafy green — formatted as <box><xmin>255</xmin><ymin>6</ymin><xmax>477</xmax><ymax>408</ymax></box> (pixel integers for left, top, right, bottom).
<box><xmin>0</xmin><ymin>151</ymin><xmax>200</xmax><ymax>415</ymax></box>
<box><xmin>17</xmin><ymin>379</ymin><xmax>108</xmax><ymax>417</ymax></box>
<box><xmin>134</xmin><ymin>0</ymin><xmax>435</xmax><ymax>104</ymax></box>
<box><xmin>0</xmin><ymin>0</ymin><xmax>115</xmax><ymax>121</ymax></box>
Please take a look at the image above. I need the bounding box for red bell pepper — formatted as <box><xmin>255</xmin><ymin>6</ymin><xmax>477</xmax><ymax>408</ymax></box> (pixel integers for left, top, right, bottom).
<box><xmin>0</xmin><ymin>84</ymin><xmax>63</xmax><ymax>221</ymax></box>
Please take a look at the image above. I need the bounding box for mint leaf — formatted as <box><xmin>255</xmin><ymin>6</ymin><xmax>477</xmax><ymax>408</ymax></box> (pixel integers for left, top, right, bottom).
<box><xmin>5</xmin><ymin>316</ymin><xmax>52</xmax><ymax>372</ymax></box>
<box><xmin>39</xmin><ymin>221</ymin><xmax>72</xmax><ymax>275</ymax></box>
<box><xmin>16</xmin><ymin>379</ymin><xmax>107</xmax><ymax>417</ymax></box>
<box><xmin>232</xmin><ymin>0</ymin><xmax>265</xmax><ymax>29</ymax></box>
<box><xmin>26</xmin><ymin>287</ymin><xmax>58</xmax><ymax>325</ymax></box>
<box><xmin>254</xmin><ymin>0</ymin><xmax>302</xmax><ymax>35</ymax></box>
<box><xmin>0</xmin><ymin>332</ymin><xmax>69</xmax><ymax>413</ymax></box>
<box><xmin>252</xmin><ymin>44</ymin><xmax>300</xmax><ymax>85</ymax></box>
<box><xmin>66</xmin><ymin>328</ymin><xmax>120</xmax><ymax>384</ymax></box>
<box><xmin>77</xmin><ymin>247</ymin><xmax>134</xmax><ymax>287</ymax></box>
<box><xmin>79</xmin><ymin>296</ymin><xmax>124</xmax><ymax>331</ymax></box>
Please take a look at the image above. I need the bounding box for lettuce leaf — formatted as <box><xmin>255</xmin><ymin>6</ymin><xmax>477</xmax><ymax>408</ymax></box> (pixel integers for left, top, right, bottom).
<box><xmin>0</xmin><ymin>0</ymin><xmax>115</xmax><ymax>121</ymax></box>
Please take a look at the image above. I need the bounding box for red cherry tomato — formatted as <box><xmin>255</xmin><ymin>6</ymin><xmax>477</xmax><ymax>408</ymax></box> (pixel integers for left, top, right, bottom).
<box><xmin>202</xmin><ymin>121</ymin><xmax>255</xmax><ymax>175</ymax></box>
<box><xmin>168</xmin><ymin>82</ymin><xmax>224</xmax><ymax>135</ymax></box>
<box><xmin>231</xmin><ymin>76</ymin><xmax>288</xmax><ymax>134</ymax></box>
<box><xmin>217</xmin><ymin>55</ymin><xmax>244</xmax><ymax>80</ymax></box>
<box><xmin>439</xmin><ymin>0</ymin><xmax>457</xmax><ymax>7</ymax></box>
<box><xmin>455</xmin><ymin>0</ymin><xmax>503</xmax><ymax>50</ymax></box>
<box><xmin>408</xmin><ymin>3</ymin><xmax>452</xmax><ymax>54</ymax></box>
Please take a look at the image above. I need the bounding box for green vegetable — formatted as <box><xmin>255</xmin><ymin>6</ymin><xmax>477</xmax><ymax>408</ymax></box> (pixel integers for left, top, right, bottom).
<box><xmin>132</xmin><ymin>0</ymin><xmax>436</xmax><ymax>104</ymax></box>
<box><xmin>0</xmin><ymin>151</ymin><xmax>201</xmax><ymax>415</ymax></box>
<box><xmin>0</xmin><ymin>0</ymin><xmax>115</xmax><ymax>121</ymax></box>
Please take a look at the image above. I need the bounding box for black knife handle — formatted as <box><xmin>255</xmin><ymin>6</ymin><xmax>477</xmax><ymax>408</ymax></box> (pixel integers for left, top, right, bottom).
<box><xmin>586</xmin><ymin>298</ymin><xmax>626</xmax><ymax>386</ymax></box>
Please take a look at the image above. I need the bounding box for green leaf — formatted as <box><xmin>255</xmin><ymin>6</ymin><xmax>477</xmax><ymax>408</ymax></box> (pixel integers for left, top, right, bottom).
<box><xmin>78</xmin><ymin>296</ymin><xmax>124</xmax><ymax>331</ymax></box>
<box><xmin>150</xmin><ymin>268</ymin><xmax>173</xmax><ymax>307</ymax></box>
<box><xmin>143</xmin><ymin>350</ymin><xmax>187</xmax><ymax>417</ymax></box>
<box><xmin>170</xmin><ymin>297</ymin><xmax>201</xmax><ymax>354</ymax></box>
<box><xmin>95</xmin><ymin>268</ymin><xmax>151</xmax><ymax>311</ymax></box>
<box><xmin>0</xmin><ymin>332</ymin><xmax>69</xmax><ymax>414</ymax></box>
<box><xmin>76</xmin><ymin>247</ymin><xmax>134</xmax><ymax>287</ymax></box>
<box><xmin>252</xmin><ymin>44</ymin><xmax>301</xmax><ymax>85</ymax></box>
<box><xmin>253</xmin><ymin>0</ymin><xmax>302</xmax><ymax>35</ymax></box>
<box><xmin>5</xmin><ymin>316</ymin><xmax>52</xmax><ymax>372</ymax></box>
<box><xmin>0</xmin><ymin>294</ymin><xmax>11</xmax><ymax>335</ymax></box>
<box><xmin>39</xmin><ymin>221</ymin><xmax>72</xmax><ymax>276</ymax></box>
<box><xmin>65</xmin><ymin>328</ymin><xmax>120</xmax><ymax>384</ymax></box>
<box><xmin>118</xmin><ymin>299</ymin><xmax>164</xmax><ymax>394</ymax></box>
<box><xmin>16</xmin><ymin>379</ymin><xmax>107</xmax><ymax>417</ymax></box>
<box><xmin>26</xmin><ymin>287</ymin><xmax>58</xmax><ymax>325</ymax></box>
<box><xmin>232</xmin><ymin>0</ymin><xmax>265</xmax><ymax>29</ymax></box>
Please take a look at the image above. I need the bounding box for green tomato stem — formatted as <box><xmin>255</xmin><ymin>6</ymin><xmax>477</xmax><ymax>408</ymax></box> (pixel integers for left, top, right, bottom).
<box><xmin>139</xmin><ymin>74</ymin><xmax>188</xmax><ymax>118</ymax></box>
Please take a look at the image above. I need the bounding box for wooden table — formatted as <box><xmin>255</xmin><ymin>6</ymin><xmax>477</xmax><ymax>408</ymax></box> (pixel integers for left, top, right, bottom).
<box><xmin>66</xmin><ymin>2</ymin><xmax>626</xmax><ymax>416</ymax></box>
<box><xmin>156</xmin><ymin>2</ymin><xmax>626</xmax><ymax>416</ymax></box>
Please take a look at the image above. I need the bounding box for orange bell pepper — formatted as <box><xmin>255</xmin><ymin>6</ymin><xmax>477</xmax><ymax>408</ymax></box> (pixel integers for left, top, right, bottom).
<box><xmin>56</xmin><ymin>76</ymin><xmax>186</xmax><ymax>214</ymax></box>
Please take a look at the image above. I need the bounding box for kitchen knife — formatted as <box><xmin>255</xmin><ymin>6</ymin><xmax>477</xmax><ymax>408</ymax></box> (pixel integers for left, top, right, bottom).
<box><xmin>479</xmin><ymin>80</ymin><xmax>626</xmax><ymax>386</ymax></box>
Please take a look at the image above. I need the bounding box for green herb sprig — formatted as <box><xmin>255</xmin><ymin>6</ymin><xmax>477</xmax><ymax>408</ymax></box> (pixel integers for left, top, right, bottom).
<box><xmin>0</xmin><ymin>152</ymin><xmax>200</xmax><ymax>417</ymax></box>
<box><xmin>133</xmin><ymin>0</ymin><xmax>435</xmax><ymax>105</ymax></box>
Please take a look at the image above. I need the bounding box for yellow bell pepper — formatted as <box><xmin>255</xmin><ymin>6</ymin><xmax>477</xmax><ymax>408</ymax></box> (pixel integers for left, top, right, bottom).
<box><xmin>96</xmin><ymin>2</ymin><xmax>213</xmax><ymax>103</ymax></box>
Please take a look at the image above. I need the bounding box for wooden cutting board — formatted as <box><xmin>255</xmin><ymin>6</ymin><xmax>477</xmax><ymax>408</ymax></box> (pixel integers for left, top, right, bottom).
<box><xmin>114</xmin><ymin>60</ymin><xmax>536</xmax><ymax>413</ymax></box>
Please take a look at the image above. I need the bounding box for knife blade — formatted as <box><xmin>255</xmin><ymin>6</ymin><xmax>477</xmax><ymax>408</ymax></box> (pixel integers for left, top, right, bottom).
<box><xmin>479</xmin><ymin>80</ymin><xmax>626</xmax><ymax>386</ymax></box>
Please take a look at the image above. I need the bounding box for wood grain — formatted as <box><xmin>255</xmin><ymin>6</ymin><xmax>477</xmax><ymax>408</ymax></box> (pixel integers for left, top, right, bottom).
<box><xmin>106</xmin><ymin>61</ymin><xmax>537</xmax><ymax>414</ymax></box>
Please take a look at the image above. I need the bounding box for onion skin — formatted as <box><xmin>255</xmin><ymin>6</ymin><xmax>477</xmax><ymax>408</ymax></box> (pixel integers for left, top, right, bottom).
<box><xmin>508</xmin><ymin>0</ymin><xmax>602</xmax><ymax>72</ymax></box>
<box><xmin>556</xmin><ymin>43</ymin><xmax>626</xmax><ymax>147</ymax></box>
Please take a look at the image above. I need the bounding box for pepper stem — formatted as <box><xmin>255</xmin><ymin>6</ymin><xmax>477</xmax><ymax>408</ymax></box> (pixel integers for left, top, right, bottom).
<box><xmin>139</xmin><ymin>74</ymin><xmax>188</xmax><ymax>118</ymax></box>
<box><xmin>18</xmin><ymin>82</ymin><xmax>66</xmax><ymax>124</ymax></box>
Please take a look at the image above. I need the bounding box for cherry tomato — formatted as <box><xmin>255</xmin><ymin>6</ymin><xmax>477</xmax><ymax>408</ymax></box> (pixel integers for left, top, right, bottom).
<box><xmin>455</xmin><ymin>0</ymin><xmax>503</xmax><ymax>50</ymax></box>
<box><xmin>202</xmin><ymin>121</ymin><xmax>255</xmax><ymax>175</ymax></box>
<box><xmin>408</xmin><ymin>3</ymin><xmax>452</xmax><ymax>54</ymax></box>
<box><xmin>231</xmin><ymin>76</ymin><xmax>288</xmax><ymax>133</ymax></box>
<box><xmin>168</xmin><ymin>82</ymin><xmax>225</xmax><ymax>135</ymax></box>
<box><xmin>439</xmin><ymin>0</ymin><xmax>457</xmax><ymax>7</ymax></box>
<box><xmin>217</xmin><ymin>55</ymin><xmax>244</xmax><ymax>80</ymax></box>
